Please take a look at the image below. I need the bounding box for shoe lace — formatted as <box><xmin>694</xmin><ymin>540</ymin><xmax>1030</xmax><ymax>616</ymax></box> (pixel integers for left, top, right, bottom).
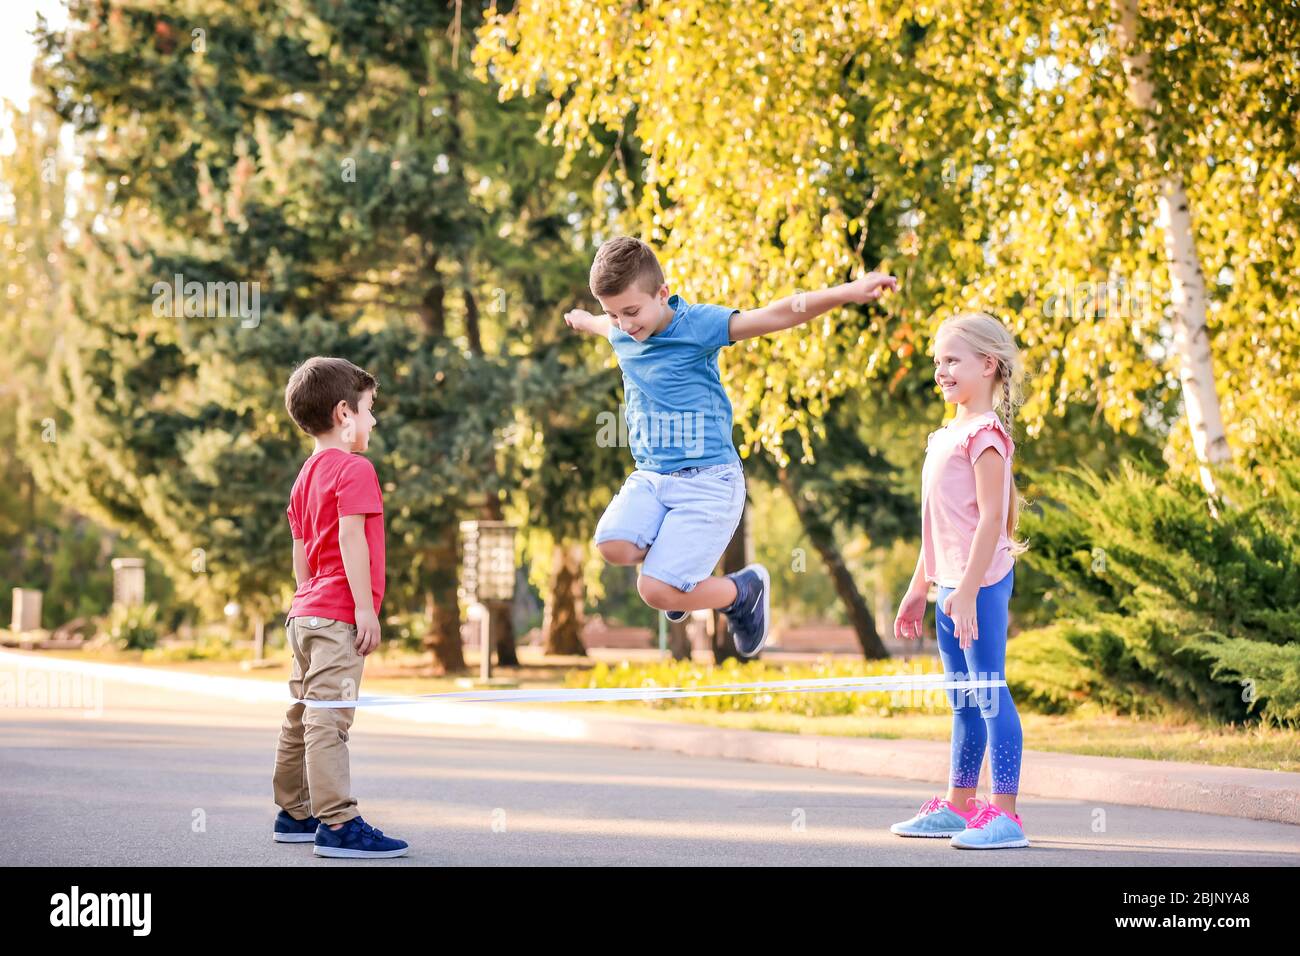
<box><xmin>964</xmin><ymin>799</ymin><xmax>1001</xmax><ymax>829</ymax></box>
<box><xmin>346</xmin><ymin>818</ymin><xmax>384</xmax><ymax>841</ymax></box>
<box><xmin>919</xmin><ymin>796</ymin><xmax>947</xmax><ymax>815</ymax></box>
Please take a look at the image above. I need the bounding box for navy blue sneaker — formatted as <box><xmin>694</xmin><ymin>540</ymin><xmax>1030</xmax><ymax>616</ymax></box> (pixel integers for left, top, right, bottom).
<box><xmin>724</xmin><ymin>563</ymin><xmax>770</xmax><ymax>657</ymax></box>
<box><xmin>313</xmin><ymin>815</ymin><xmax>409</xmax><ymax>859</ymax></box>
<box><xmin>273</xmin><ymin>809</ymin><xmax>320</xmax><ymax>843</ymax></box>
<box><xmin>664</xmin><ymin>609</ymin><xmax>688</xmax><ymax>623</ymax></box>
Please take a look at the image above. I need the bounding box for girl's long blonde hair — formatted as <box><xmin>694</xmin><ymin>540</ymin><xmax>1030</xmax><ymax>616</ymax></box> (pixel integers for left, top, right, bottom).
<box><xmin>935</xmin><ymin>311</ymin><xmax>1029</xmax><ymax>557</ymax></box>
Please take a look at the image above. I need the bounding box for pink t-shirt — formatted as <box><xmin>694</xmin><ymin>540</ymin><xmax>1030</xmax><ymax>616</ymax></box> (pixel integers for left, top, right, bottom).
<box><xmin>920</xmin><ymin>410</ymin><xmax>1015</xmax><ymax>589</ymax></box>
<box><xmin>286</xmin><ymin>448</ymin><xmax>386</xmax><ymax>624</ymax></box>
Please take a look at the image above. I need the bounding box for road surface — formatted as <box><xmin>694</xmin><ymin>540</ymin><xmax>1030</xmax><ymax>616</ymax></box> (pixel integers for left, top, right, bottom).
<box><xmin>2</xmin><ymin>655</ymin><xmax>1296</xmax><ymax>866</ymax></box>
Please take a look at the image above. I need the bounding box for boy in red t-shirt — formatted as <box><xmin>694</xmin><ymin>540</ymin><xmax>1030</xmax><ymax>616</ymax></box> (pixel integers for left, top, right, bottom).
<box><xmin>271</xmin><ymin>356</ymin><xmax>408</xmax><ymax>858</ymax></box>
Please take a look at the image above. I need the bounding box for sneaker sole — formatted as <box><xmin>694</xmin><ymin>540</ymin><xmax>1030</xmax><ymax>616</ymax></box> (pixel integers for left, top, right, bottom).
<box><xmin>313</xmin><ymin>845</ymin><xmax>409</xmax><ymax>858</ymax></box>
<box><xmin>950</xmin><ymin>837</ymin><xmax>1031</xmax><ymax>849</ymax></box>
<box><xmin>891</xmin><ymin>827</ymin><xmax>967</xmax><ymax>837</ymax></box>
<box><xmin>735</xmin><ymin>563</ymin><xmax>771</xmax><ymax>658</ymax></box>
<box><xmin>273</xmin><ymin>831</ymin><xmax>318</xmax><ymax>843</ymax></box>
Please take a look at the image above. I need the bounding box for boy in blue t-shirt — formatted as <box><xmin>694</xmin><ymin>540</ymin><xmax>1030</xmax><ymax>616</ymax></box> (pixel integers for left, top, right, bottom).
<box><xmin>565</xmin><ymin>236</ymin><xmax>897</xmax><ymax>656</ymax></box>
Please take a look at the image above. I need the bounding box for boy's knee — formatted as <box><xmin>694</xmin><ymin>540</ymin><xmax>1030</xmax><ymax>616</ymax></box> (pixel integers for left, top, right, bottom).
<box><xmin>637</xmin><ymin>574</ymin><xmax>681</xmax><ymax>610</ymax></box>
<box><xmin>598</xmin><ymin>539</ymin><xmax>646</xmax><ymax>566</ymax></box>
<box><xmin>304</xmin><ymin>706</ymin><xmax>354</xmax><ymax>735</ymax></box>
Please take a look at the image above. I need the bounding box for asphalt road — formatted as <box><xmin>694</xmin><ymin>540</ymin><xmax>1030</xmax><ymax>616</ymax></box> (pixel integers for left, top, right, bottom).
<box><xmin>2</xmin><ymin>656</ymin><xmax>1297</xmax><ymax>866</ymax></box>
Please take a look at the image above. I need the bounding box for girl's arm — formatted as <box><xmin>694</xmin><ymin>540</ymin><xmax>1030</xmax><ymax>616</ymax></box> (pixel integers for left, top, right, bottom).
<box><xmin>954</xmin><ymin>448</ymin><xmax>1007</xmax><ymax>595</ymax></box>
<box><xmin>728</xmin><ymin>272</ymin><xmax>898</xmax><ymax>341</ymax></box>
<box><xmin>1006</xmin><ymin>468</ymin><xmax>1019</xmax><ymax>542</ymax></box>
<box><xmin>942</xmin><ymin>448</ymin><xmax>1008</xmax><ymax>647</ymax></box>
<box><xmin>904</xmin><ymin>548</ymin><xmax>927</xmax><ymax>597</ymax></box>
<box><xmin>894</xmin><ymin>547</ymin><xmax>929</xmax><ymax>640</ymax></box>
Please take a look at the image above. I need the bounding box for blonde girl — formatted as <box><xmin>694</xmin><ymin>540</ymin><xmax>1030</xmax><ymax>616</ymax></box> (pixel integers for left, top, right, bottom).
<box><xmin>891</xmin><ymin>312</ymin><xmax>1030</xmax><ymax>850</ymax></box>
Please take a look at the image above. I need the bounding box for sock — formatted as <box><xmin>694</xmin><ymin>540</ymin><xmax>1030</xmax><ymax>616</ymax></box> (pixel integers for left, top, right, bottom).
<box><xmin>1000</xmin><ymin>807</ymin><xmax>1022</xmax><ymax>824</ymax></box>
<box><xmin>720</xmin><ymin>572</ymin><xmax>747</xmax><ymax>615</ymax></box>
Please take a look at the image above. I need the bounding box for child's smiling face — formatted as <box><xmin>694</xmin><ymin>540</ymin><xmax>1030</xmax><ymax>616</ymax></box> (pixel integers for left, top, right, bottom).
<box><xmin>597</xmin><ymin>283</ymin><xmax>673</xmax><ymax>342</ymax></box>
<box><xmin>933</xmin><ymin>331</ymin><xmax>997</xmax><ymax>406</ymax></box>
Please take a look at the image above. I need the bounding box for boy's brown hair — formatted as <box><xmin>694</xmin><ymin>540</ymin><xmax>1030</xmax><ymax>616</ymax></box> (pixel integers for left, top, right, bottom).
<box><xmin>589</xmin><ymin>236</ymin><xmax>665</xmax><ymax>298</ymax></box>
<box><xmin>284</xmin><ymin>356</ymin><xmax>378</xmax><ymax>436</ymax></box>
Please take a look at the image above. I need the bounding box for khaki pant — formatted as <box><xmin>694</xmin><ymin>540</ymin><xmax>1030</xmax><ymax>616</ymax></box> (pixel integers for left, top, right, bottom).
<box><xmin>272</xmin><ymin>615</ymin><xmax>365</xmax><ymax>826</ymax></box>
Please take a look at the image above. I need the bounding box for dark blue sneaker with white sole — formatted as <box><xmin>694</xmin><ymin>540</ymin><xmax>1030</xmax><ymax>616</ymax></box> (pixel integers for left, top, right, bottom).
<box><xmin>724</xmin><ymin>563</ymin><xmax>770</xmax><ymax>657</ymax></box>
<box><xmin>273</xmin><ymin>809</ymin><xmax>320</xmax><ymax>843</ymax></box>
<box><xmin>664</xmin><ymin>609</ymin><xmax>688</xmax><ymax>623</ymax></box>
<box><xmin>314</xmin><ymin>815</ymin><xmax>409</xmax><ymax>859</ymax></box>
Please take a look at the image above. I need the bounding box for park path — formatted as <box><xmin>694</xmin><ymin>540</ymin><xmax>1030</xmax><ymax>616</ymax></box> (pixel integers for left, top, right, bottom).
<box><xmin>1</xmin><ymin>654</ymin><xmax>1297</xmax><ymax>866</ymax></box>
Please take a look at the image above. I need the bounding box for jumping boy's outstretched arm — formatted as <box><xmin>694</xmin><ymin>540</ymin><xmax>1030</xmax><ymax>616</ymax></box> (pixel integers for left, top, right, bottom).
<box><xmin>728</xmin><ymin>271</ymin><xmax>898</xmax><ymax>342</ymax></box>
<box><xmin>563</xmin><ymin>308</ymin><xmax>612</xmax><ymax>337</ymax></box>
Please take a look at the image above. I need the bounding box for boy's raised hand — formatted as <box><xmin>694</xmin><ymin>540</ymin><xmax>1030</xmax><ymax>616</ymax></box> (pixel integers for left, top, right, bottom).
<box><xmin>843</xmin><ymin>271</ymin><xmax>899</xmax><ymax>304</ymax></box>
<box><xmin>563</xmin><ymin>308</ymin><xmax>610</xmax><ymax>336</ymax></box>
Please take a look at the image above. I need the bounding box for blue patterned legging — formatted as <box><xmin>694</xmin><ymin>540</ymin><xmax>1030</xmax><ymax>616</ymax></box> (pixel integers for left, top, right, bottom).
<box><xmin>935</xmin><ymin>566</ymin><xmax>1022</xmax><ymax>795</ymax></box>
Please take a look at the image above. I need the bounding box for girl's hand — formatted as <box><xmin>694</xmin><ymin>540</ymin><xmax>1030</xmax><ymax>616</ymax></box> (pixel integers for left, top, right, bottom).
<box><xmin>941</xmin><ymin>588</ymin><xmax>980</xmax><ymax>649</ymax></box>
<box><xmin>894</xmin><ymin>586</ymin><xmax>928</xmax><ymax>640</ymax></box>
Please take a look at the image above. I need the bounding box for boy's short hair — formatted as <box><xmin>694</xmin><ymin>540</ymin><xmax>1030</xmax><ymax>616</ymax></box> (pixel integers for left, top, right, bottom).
<box><xmin>589</xmin><ymin>236</ymin><xmax>665</xmax><ymax>298</ymax></box>
<box><xmin>284</xmin><ymin>356</ymin><xmax>378</xmax><ymax>436</ymax></box>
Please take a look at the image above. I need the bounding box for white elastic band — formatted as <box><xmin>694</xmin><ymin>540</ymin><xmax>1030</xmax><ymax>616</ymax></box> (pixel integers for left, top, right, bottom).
<box><xmin>294</xmin><ymin>674</ymin><xmax>1007</xmax><ymax>708</ymax></box>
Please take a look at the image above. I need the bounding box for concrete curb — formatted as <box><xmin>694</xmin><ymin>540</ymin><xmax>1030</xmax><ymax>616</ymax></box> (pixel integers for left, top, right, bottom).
<box><xmin>537</xmin><ymin>712</ymin><xmax>1300</xmax><ymax>826</ymax></box>
<box><xmin>4</xmin><ymin>650</ymin><xmax>1297</xmax><ymax>825</ymax></box>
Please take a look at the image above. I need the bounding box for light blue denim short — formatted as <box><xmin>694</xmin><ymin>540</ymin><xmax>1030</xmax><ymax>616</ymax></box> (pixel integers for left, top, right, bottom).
<box><xmin>594</xmin><ymin>460</ymin><xmax>746</xmax><ymax>591</ymax></box>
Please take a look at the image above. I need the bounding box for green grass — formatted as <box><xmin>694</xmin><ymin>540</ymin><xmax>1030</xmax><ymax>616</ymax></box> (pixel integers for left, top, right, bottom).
<box><xmin>551</xmin><ymin>702</ymin><xmax>1300</xmax><ymax>773</ymax></box>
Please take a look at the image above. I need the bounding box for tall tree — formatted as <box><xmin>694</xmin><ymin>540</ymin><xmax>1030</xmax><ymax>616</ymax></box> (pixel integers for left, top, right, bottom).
<box><xmin>755</xmin><ymin>395</ymin><xmax>921</xmax><ymax>659</ymax></box>
<box><xmin>26</xmin><ymin>1</ymin><xmax>604</xmax><ymax>668</ymax></box>
<box><xmin>475</xmin><ymin>1</ymin><xmax>1300</xmax><ymax>490</ymax></box>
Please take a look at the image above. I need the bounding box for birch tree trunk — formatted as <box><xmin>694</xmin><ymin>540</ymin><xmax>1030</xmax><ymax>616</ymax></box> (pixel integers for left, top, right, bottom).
<box><xmin>1114</xmin><ymin>0</ymin><xmax>1231</xmax><ymax>497</ymax></box>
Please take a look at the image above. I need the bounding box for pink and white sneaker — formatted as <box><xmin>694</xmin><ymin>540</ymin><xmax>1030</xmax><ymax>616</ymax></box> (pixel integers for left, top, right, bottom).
<box><xmin>950</xmin><ymin>798</ymin><xmax>1030</xmax><ymax>849</ymax></box>
<box><xmin>890</xmin><ymin>796</ymin><xmax>973</xmax><ymax>838</ymax></box>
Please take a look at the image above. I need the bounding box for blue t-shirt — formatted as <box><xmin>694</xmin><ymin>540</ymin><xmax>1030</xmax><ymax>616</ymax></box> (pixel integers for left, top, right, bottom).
<box><xmin>606</xmin><ymin>294</ymin><xmax>740</xmax><ymax>474</ymax></box>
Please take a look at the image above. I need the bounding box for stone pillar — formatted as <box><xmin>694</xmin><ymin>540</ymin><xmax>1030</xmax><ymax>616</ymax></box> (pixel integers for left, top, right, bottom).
<box><xmin>111</xmin><ymin>558</ymin><xmax>146</xmax><ymax>608</ymax></box>
<box><xmin>11</xmin><ymin>588</ymin><xmax>42</xmax><ymax>633</ymax></box>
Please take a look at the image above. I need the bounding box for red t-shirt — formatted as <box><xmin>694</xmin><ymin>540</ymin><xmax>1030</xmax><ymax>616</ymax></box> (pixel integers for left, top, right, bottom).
<box><xmin>286</xmin><ymin>448</ymin><xmax>386</xmax><ymax>624</ymax></box>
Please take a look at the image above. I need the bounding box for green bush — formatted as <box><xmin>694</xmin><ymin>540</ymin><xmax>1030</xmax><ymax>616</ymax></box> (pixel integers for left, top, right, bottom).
<box><xmin>102</xmin><ymin>602</ymin><xmax>161</xmax><ymax>651</ymax></box>
<box><xmin>141</xmin><ymin>635</ymin><xmax>253</xmax><ymax>662</ymax></box>
<box><xmin>1197</xmin><ymin>637</ymin><xmax>1300</xmax><ymax>727</ymax></box>
<box><xmin>1016</xmin><ymin>429</ymin><xmax>1300</xmax><ymax>727</ymax></box>
<box><xmin>385</xmin><ymin>612</ymin><xmax>432</xmax><ymax>654</ymax></box>
<box><xmin>1007</xmin><ymin>613</ymin><xmax>1242</xmax><ymax>721</ymax></box>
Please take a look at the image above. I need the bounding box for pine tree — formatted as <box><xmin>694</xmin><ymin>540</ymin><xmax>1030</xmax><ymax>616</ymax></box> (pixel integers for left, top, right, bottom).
<box><xmin>27</xmin><ymin>0</ymin><xmax>619</xmax><ymax>668</ymax></box>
